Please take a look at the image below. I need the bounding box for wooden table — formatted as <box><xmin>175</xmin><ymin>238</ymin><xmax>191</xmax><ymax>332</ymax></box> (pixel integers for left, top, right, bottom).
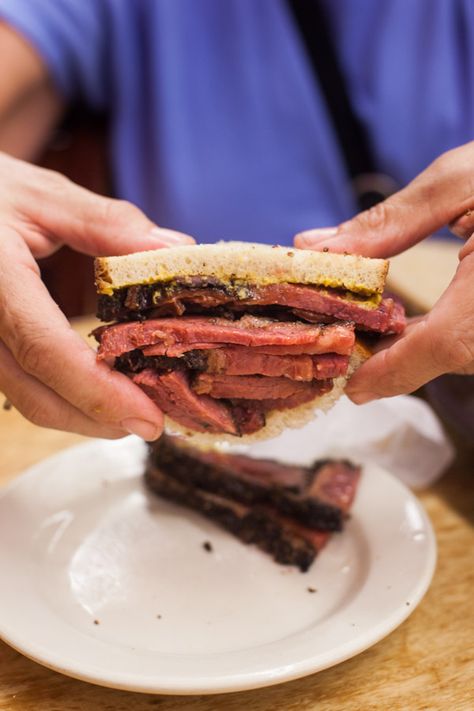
<box><xmin>1</xmin><ymin>247</ymin><xmax>474</xmax><ymax>710</ymax></box>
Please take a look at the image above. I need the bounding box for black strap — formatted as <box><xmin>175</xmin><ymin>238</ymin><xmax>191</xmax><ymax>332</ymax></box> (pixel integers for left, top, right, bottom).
<box><xmin>286</xmin><ymin>0</ymin><xmax>393</xmax><ymax>210</ymax></box>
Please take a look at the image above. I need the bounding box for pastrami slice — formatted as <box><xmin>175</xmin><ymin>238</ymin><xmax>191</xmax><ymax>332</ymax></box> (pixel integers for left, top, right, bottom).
<box><xmin>96</xmin><ymin>316</ymin><xmax>355</xmax><ymax>359</ymax></box>
<box><xmin>202</xmin><ymin>348</ymin><xmax>349</xmax><ymax>381</ymax></box>
<box><xmin>145</xmin><ymin>435</ymin><xmax>362</xmax><ymax>570</ymax></box>
<box><xmin>98</xmin><ymin>279</ymin><xmax>405</xmax><ymax>334</ymax></box>
<box><xmin>150</xmin><ymin>435</ymin><xmax>355</xmax><ymax>531</ymax></box>
<box><xmin>132</xmin><ymin>369</ymin><xmax>238</xmax><ymax>435</ymax></box>
<box><xmin>192</xmin><ymin>373</ymin><xmax>320</xmax><ymax>400</ymax></box>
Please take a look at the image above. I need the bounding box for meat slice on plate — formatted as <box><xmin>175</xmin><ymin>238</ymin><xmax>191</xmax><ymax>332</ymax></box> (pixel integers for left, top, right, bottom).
<box><xmin>145</xmin><ymin>467</ymin><xmax>322</xmax><ymax>572</ymax></box>
<box><xmin>149</xmin><ymin>435</ymin><xmax>360</xmax><ymax>531</ymax></box>
<box><xmin>145</xmin><ymin>435</ymin><xmax>361</xmax><ymax>571</ymax></box>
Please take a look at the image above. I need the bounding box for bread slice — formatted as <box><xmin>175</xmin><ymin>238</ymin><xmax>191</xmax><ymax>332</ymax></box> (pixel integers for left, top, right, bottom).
<box><xmin>95</xmin><ymin>242</ymin><xmax>388</xmax><ymax>296</ymax></box>
<box><xmin>163</xmin><ymin>340</ymin><xmax>371</xmax><ymax>447</ymax></box>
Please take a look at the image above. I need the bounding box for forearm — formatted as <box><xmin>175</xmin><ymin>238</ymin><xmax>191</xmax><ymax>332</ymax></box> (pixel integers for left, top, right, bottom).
<box><xmin>0</xmin><ymin>22</ymin><xmax>64</xmax><ymax>159</ymax></box>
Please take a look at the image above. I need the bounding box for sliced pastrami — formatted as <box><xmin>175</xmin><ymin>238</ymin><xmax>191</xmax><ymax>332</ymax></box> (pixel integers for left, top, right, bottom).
<box><xmin>203</xmin><ymin>348</ymin><xmax>349</xmax><ymax>381</ymax></box>
<box><xmin>241</xmin><ymin>284</ymin><xmax>400</xmax><ymax>333</ymax></box>
<box><xmin>257</xmin><ymin>378</ymin><xmax>333</xmax><ymax>411</ymax></box>
<box><xmin>142</xmin><ymin>342</ymin><xmax>222</xmax><ymax>357</ymax></box>
<box><xmin>192</xmin><ymin>373</ymin><xmax>319</xmax><ymax>400</ymax></box>
<box><xmin>132</xmin><ymin>369</ymin><xmax>238</xmax><ymax>435</ymax></box>
<box><xmin>228</xmin><ymin>402</ymin><xmax>266</xmax><ymax>435</ymax></box>
<box><xmin>96</xmin><ymin>316</ymin><xmax>355</xmax><ymax>359</ymax></box>
<box><xmin>98</xmin><ymin>279</ymin><xmax>405</xmax><ymax>335</ymax></box>
<box><xmin>145</xmin><ymin>437</ymin><xmax>361</xmax><ymax>570</ymax></box>
<box><xmin>307</xmin><ymin>460</ymin><xmax>361</xmax><ymax>513</ymax></box>
<box><xmin>144</xmin><ymin>466</ymin><xmax>320</xmax><ymax>571</ymax></box>
<box><xmin>385</xmin><ymin>298</ymin><xmax>406</xmax><ymax>334</ymax></box>
<box><xmin>150</xmin><ymin>435</ymin><xmax>358</xmax><ymax>530</ymax></box>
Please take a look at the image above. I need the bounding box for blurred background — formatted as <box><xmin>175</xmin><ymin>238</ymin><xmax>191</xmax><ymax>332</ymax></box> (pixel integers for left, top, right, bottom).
<box><xmin>36</xmin><ymin>108</ymin><xmax>109</xmax><ymax>317</ymax></box>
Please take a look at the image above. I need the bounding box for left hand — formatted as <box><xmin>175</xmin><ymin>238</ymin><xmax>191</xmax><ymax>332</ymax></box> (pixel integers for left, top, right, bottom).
<box><xmin>294</xmin><ymin>142</ymin><xmax>474</xmax><ymax>403</ymax></box>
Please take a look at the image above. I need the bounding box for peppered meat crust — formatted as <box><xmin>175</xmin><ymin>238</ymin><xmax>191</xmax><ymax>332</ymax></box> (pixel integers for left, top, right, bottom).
<box><xmin>144</xmin><ymin>466</ymin><xmax>317</xmax><ymax>572</ymax></box>
<box><xmin>150</xmin><ymin>435</ymin><xmax>345</xmax><ymax>531</ymax></box>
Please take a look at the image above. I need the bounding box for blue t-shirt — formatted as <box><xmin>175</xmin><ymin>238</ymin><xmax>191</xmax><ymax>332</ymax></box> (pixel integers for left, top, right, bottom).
<box><xmin>1</xmin><ymin>0</ymin><xmax>473</xmax><ymax>244</ymax></box>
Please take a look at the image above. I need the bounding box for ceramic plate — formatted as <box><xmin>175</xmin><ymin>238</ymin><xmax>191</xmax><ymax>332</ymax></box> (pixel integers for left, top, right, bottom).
<box><xmin>0</xmin><ymin>437</ymin><xmax>436</xmax><ymax>694</ymax></box>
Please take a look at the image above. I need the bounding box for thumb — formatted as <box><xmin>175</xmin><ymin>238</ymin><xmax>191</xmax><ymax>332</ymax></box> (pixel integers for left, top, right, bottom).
<box><xmin>345</xmin><ymin>318</ymin><xmax>445</xmax><ymax>402</ymax></box>
<box><xmin>24</xmin><ymin>168</ymin><xmax>195</xmax><ymax>256</ymax></box>
<box><xmin>295</xmin><ymin>142</ymin><xmax>474</xmax><ymax>257</ymax></box>
<box><xmin>346</xmin><ymin>253</ymin><xmax>474</xmax><ymax>401</ymax></box>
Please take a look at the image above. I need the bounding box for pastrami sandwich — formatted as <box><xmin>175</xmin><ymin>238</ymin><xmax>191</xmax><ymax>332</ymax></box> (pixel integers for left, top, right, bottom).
<box><xmin>145</xmin><ymin>435</ymin><xmax>361</xmax><ymax>572</ymax></box>
<box><xmin>94</xmin><ymin>242</ymin><xmax>405</xmax><ymax>442</ymax></box>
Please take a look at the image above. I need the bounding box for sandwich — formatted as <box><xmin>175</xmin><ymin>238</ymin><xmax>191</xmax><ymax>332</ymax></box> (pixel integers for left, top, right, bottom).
<box><xmin>145</xmin><ymin>435</ymin><xmax>361</xmax><ymax>572</ymax></box>
<box><xmin>94</xmin><ymin>242</ymin><xmax>405</xmax><ymax>442</ymax></box>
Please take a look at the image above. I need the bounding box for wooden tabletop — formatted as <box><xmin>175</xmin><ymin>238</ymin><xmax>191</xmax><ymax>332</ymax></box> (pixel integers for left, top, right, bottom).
<box><xmin>1</xmin><ymin>243</ymin><xmax>473</xmax><ymax>710</ymax></box>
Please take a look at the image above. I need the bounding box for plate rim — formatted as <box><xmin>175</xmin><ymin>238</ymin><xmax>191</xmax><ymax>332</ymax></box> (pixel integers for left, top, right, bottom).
<box><xmin>0</xmin><ymin>438</ymin><xmax>437</xmax><ymax>695</ymax></box>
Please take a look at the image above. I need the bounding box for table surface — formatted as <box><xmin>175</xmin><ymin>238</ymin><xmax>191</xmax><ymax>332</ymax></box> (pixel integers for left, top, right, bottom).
<box><xmin>1</xmin><ymin>242</ymin><xmax>473</xmax><ymax>711</ymax></box>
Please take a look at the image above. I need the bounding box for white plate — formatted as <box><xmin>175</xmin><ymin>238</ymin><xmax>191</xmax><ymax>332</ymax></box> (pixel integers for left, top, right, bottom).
<box><xmin>0</xmin><ymin>437</ymin><xmax>436</xmax><ymax>695</ymax></box>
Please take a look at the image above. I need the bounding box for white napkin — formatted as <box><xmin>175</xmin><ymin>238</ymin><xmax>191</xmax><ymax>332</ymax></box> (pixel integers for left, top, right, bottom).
<box><xmin>239</xmin><ymin>395</ymin><xmax>455</xmax><ymax>489</ymax></box>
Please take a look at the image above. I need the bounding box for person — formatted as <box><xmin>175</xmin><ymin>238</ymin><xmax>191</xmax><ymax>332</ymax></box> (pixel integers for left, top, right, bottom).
<box><xmin>0</xmin><ymin>0</ymin><xmax>472</xmax><ymax>441</ymax></box>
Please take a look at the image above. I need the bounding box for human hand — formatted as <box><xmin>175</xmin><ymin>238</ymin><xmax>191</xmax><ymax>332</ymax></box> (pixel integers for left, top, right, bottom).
<box><xmin>0</xmin><ymin>152</ymin><xmax>194</xmax><ymax>439</ymax></box>
<box><xmin>294</xmin><ymin>142</ymin><xmax>474</xmax><ymax>403</ymax></box>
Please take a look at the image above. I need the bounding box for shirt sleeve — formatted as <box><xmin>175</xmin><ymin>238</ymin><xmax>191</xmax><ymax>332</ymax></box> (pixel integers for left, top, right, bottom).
<box><xmin>0</xmin><ymin>0</ymin><xmax>109</xmax><ymax>109</ymax></box>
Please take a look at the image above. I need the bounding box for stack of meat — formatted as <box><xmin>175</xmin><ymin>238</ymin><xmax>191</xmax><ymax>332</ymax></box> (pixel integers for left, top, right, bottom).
<box><xmin>145</xmin><ymin>435</ymin><xmax>361</xmax><ymax>571</ymax></box>
<box><xmin>95</xmin><ymin>281</ymin><xmax>404</xmax><ymax>436</ymax></box>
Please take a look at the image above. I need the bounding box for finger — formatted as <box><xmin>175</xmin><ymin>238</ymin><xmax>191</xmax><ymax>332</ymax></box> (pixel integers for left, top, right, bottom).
<box><xmin>459</xmin><ymin>233</ymin><xmax>474</xmax><ymax>260</ymax></box>
<box><xmin>0</xmin><ymin>230</ymin><xmax>164</xmax><ymax>440</ymax></box>
<box><xmin>449</xmin><ymin>209</ymin><xmax>474</xmax><ymax>240</ymax></box>
<box><xmin>0</xmin><ymin>341</ymin><xmax>126</xmax><ymax>438</ymax></box>
<box><xmin>295</xmin><ymin>142</ymin><xmax>474</xmax><ymax>257</ymax></box>
<box><xmin>346</xmin><ymin>255</ymin><xmax>474</xmax><ymax>401</ymax></box>
<box><xmin>9</xmin><ymin>157</ymin><xmax>195</xmax><ymax>257</ymax></box>
<box><xmin>346</xmin><ymin>319</ymin><xmax>443</xmax><ymax>402</ymax></box>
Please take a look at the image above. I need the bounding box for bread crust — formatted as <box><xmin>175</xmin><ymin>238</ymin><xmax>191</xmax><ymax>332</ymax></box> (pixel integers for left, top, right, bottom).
<box><xmin>95</xmin><ymin>242</ymin><xmax>388</xmax><ymax>297</ymax></box>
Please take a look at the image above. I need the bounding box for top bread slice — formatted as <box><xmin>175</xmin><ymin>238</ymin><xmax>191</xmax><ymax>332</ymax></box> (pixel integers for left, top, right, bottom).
<box><xmin>95</xmin><ymin>242</ymin><xmax>389</xmax><ymax>297</ymax></box>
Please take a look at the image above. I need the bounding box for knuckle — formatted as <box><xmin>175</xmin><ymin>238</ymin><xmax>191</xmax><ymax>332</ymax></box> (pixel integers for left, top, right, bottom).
<box><xmin>16</xmin><ymin>335</ymin><xmax>47</xmax><ymax>375</ymax></box>
<box><xmin>430</xmin><ymin>151</ymin><xmax>451</xmax><ymax>176</ymax></box>
<box><xmin>41</xmin><ymin>168</ymin><xmax>71</xmax><ymax>193</ymax></box>
<box><xmin>354</xmin><ymin>201</ymin><xmax>393</xmax><ymax>233</ymax></box>
<box><xmin>99</xmin><ymin>198</ymin><xmax>143</xmax><ymax>228</ymax></box>
<box><xmin>431</xmin><ymin>330</ymin><xmax>474</xmax><ymax>372</ymax></box>
<box><xmin>378</xmin><ymin>347</ymin><xmax>417</xmax><ymax>394</ymax></box>
<box><xmin>431</xmin><ymin>143</ymin><xmax>474</xmax><ymax>181</ymax></box>
<box><xmin>25</xmin><ymin>167</ymin><xmax>71</xmax><ymax>202</ymax></box>
<box><xmin>22</xmin><ymin>399</ymin><xmax>54</xmax><ymax>428</ymax></box>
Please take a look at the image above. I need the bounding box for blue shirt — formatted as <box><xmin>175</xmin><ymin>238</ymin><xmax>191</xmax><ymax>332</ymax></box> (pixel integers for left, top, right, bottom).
<box><xmin>1</xmin><ymin>0</ymin><xmax>473</xmax><ymax>244</ymax></box>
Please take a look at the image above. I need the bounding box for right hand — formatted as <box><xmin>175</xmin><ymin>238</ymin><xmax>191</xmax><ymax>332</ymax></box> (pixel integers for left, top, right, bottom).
<box><xmin>295</xmin><ymin>143</ymin><xmax>474</xmax><ymax>403</ymax></box>
<box><xmin>0</xmin><ymin>151</ymin><xmax>195</xmax><ymax>440</ymax></box>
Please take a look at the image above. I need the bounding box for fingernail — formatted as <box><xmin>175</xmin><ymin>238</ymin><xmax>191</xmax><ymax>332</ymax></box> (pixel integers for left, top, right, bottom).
<box><xmin>349</xmin><ymin>392</ymin><xmax>378</xmax><ymax>405</ymax></box>
<box><xmin>121</xmin><ymin>417</ymin><xmax>161</xmax><ymax>441</ymax></box>
<box><xmin>149</xmin><ymin>227</ymin><xmax>195</xmax><ymax>245</ymax></box>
